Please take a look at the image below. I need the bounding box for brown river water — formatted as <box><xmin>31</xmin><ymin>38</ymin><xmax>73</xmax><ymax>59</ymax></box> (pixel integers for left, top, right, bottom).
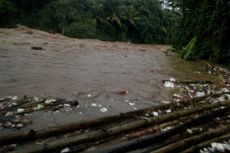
<box><xmin>0</xmin><ymin>26</ymin><xmax>223</xmax><ymax>134</ymax></box>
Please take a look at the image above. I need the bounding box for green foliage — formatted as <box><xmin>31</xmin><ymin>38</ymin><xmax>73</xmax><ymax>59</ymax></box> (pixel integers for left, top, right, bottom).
<box><xmin>65</xmin><ymin>13</ymin><xmax>97</xmax><ymax>38</ymax></box>
<box><xmin>0</xmin><ymin>0</ymin><xmax>180</xmax><ymax>44</ymax></box>
<box><xmin>0</xmin><ymin>0</ymin><xmax>16</xmax><ymax>26</ymax></box>
<box><xmin>171</xmin><ymin>0</ymin><xmax>230</xmax><ymax>66</ymax></box>
<box><xmin>0</xmin><ymin>0</ymin><xmax>15</xmax><ymax>14</ymax></box>
<box><xmin>180</xmin><ymin>36</ymin><xmax>197</xmax><ymax>60</ymax></box>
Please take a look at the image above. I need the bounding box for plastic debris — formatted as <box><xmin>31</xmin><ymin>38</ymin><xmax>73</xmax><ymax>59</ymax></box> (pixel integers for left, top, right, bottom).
<box><xmin>224</xmin><ymin>143</ymin><xmax>230</xmax><ymax>150</ymax></box>
<box><xmin>91</xmin><ymin>103</ymin><xmax>97</xmax><ymax>107</ymax></box>
<box><xmin>16</xmin><ymin>123</ymin><xmax>23</xmax><ymax>128</ymax></box>
<box><xmin>12</xmin><ymin>96</ymin><xmax>18</xmax><ymax>101</ymax></box>
<box><xmin>200</xmin><ymin>148</ymin><xmax>209</xmax><ymax>153</ymax></box>
<box><xmin>161</xmin><ymin>126</ymin><xmax>172</xmax><ymax>131</ymax></box>
<box><xmin>33</xmin><ymin>97</ymin><xmax>39</xmax><ymax>101</ymax></box>
<box><xmin>45</xmin><ymin>99</ymin><xmax>56</xmax><ymax>104</ymax></box>
<box><xmin>17</xmin><ymin>108</ymin><xmax>25</xmax><ymax>113</ymax></box>
<box><xmin>0</xmin><ymin>96</ymin><xmax>81</xmax><ymax>129</ymax></box>
<box><xmin>125</xmin><ymin>100</ymin><xmax>129</xmax><ymax>103</ymax></box>
<box><xmin>195</xmin><ymin>91</ymin><xmax>205</xmax><ymax>97</ymax></box>
<box><xmin>100</xmin><ymin>107</ymin><xmax>108</xmax><ymax>113</ymax></box>
<box><xmin>173</xmin><ymin>93</ymin><xmax>181</xmax><ymax>98</ymax></box>
<box><xmin>61</xmin><ymin>147</ymin><xmax>70</xmax><ymax>153</ymax></box>
<box><xmin>64</xmin><ymin>104</ymin><xmax>71</xmax><ymax>107</ymax></box>
<box><xmin>87</xmin><ymin>94</ymin><xmax>92</xmax><ymax>98</ymax></box>
<box><xmin>129</xmin><ymin>102</ymin><xmax>135</xmax><ymax>106</ymax></box>
<box><xmin>152</xmin><ymin>111</ymin><xmax>159</xmax><ymax>116</ymax></box>
<box><xmin>169</xmin><ymin>78</ymin><xmax>176</xmax><ymax>82</ymax></box>
<box><xmin>164</xmin><ymin>81</ymin><xmax>175</xmax><ymax>88</ymax></box>
<box><xmin>186</xmin><ymin>129</ymin><xmax>193</xmax><ymax>134</ymax></box>
<box><xmin>34</xmin><ymin>104</ymin><xmax>44</xmax><ymax>110</ymax></box>
<box><xmin>166</xmin><ymin>109</ymin><xmax>171</xmax><ymax>113</ymax></box>
<box><xmin>12</xmin><ymin>102</ymin><xmax>17</xmax><ymax>106</ymax></box>
<box><xmin>161</xmin><ymin>100</ymin><xmax>170</xmax><ymax>104</ymax></box>
<box><xmin>211</xmin><ymin>142</ymin><xmax>225</xmax><ymax>152</ymax></box>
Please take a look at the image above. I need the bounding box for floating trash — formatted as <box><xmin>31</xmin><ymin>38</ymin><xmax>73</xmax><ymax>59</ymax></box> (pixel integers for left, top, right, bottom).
<box><xmin>64</xmin><ymin>104</ymin><xmax>71</xmax><ymax>107</ymax></box>
<box><xmin>173</xmin><ymin>93</ymin><xmax>181</xmax><ymax>98</ymax></box>
<box><xmin>195</xmin><ymin>91</ymin><xmax>205</xmax><ymax>97</ymax></box>
<box><xmin>45</xmin><ymin>98</ymin><xmax>56</xmax><ymax>104</ymax></box>
<box><xmin>166</xmin><ymin>109</ymin><xmax>171</xmax><ymax>113</ymax></box>
<box><xmin>34</xmin><ymin>104</ymin><xmax>44</xmax><ymax>110</ymax></box>
<box><xmin>12</xmin><ymin>96</ymin><xmax>18</xmax><ymax>101</ymax></box>
<box><xmin>60</xmin><ymin>147</ymin><xmax>70</xmax><ymax>153</ymax></box>
<box><xmin>186</xmin><ymin>129</ymin><xmax>193</xmax><ymax>134</ymax></box>
<box><xmin>0</xmin><ymin>96</ymin><xmax>80</xmax><ymax>130</ymax></box>
<box><xmin>210</xmin><ymin>142</ymin><xmax>230</xmax><ymax>152</ymax></box>
<box><xmin>152</xmin><ymin>111</ymin><xmax>159</xmax><ymax>116</ymax></box>
<box><xmin>91</xmin><ymin>103</ymin><xmax>97</xmax><ymax>107</ymax></box>
<box><xmin>169</xmin><ymin>78</ymin><xmax>176</xmax><ymax>82</ymax></box>
<box><xmin>33</xmin><ymin>97</ymin><xmax>39</xmax><ymax>102</ymax></box>
<box><xmin>161</xmin><ymin>126</ymin><xmax>172</xmax><ymax>131</ymax></box>
<box><xmin>16</xmin><ymin>123</ymin><xmax>23</xmax><ymax>128</ymax></box>
<box><xmin>129</xmin><ymin>102</ymin><xmax>135</xmax><ymax>106</ymax></box>
<box><xmin>17</xmin><ymin>108</ymin><xmax>25</xmax><ymax>113</ymax></box>
<box><xmin>161</xmin><ymin>100</ymin><xmax>170</xmax><ymax>104</ymax></box>
<box><xmin>164</xmin><ymin>81</ymin><xmax>175</xmax><ymax>88</ymax></box>
<box><xmin>100</xmin><ymin>107</ymin><xmax>108</xmax><ymax>113</ymax></box>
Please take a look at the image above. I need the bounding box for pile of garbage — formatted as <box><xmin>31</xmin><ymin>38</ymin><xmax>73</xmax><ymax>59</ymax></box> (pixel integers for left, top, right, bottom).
<box><xmin>163</xmin><ymin>78</ymin><xmax>230</xmax><ymax>102</ymax></box>
<box><xmin>163</xmin><ymin>63</ymin><xmax>230</xmax><ymax>103</ymax></box>
<box><xmin>0</xmin><ymin>96</ymin><xmax>78</xmax><ymax>129</ymax></box>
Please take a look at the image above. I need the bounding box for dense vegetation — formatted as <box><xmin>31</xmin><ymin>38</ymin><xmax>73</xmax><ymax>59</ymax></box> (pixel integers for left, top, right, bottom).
<box><xmin>0</xmin><ymin>0</ymin><xmax>180</xmax><ymax>44</ymax></box>
<box><xmin>169</xmin><ymin>0</ymin><xmax>230</xmax><ymax>66</ymax></box>
<box><xmin>0</xmin><ymin>0</ymin><xmax>229</xmax><ymax>66</ymax></box>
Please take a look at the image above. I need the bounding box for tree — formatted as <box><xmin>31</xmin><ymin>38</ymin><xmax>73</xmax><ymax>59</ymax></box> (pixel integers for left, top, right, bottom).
<box><xmin>0</xmin><ymin>0</ymin><xmax>181</xmax><ymax>44</ymax></box>
<box><xmin>171</xmin><ymin>0</ymin><xmax>230</xmax><ymax>66</ymax></box>
<box><xmin>0</xmin><ymin>0</ymin><xmax>16</xmax><ymax>26</ymax></box>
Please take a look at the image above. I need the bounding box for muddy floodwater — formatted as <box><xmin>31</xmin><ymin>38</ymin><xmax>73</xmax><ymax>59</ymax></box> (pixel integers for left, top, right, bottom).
<box><xmin>0</xmin><ymin>27</ymin><xmax>222</xmax><ymax>133</ymax></box>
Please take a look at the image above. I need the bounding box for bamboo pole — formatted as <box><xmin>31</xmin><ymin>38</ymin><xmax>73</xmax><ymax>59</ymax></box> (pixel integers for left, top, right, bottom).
<box><xmin>1</xmin><ymin>92</ymin><xmax>229</xmax><ymax>145</ymax></box>
<box><xmin>0</xmin><ymin>98</ymin><xmax>182</xmax><ymax>144</ymax></box>
<box><xmin>2</xmin><ymin>100</ymin><xmax>230</xmax><ymax>145</ymax></box>
<box><xmin>10</xmin><ymin>103</ymin><xmax>230</xmax><ymax>153</ymax></box>
<box><xmin>80</xmin><ymin>106</ymin><xmax>230</xmax><ymax>153</ymax></box>
<box><xmin>150</xmin><ymin>127</ymin><xmax>230</xmax><ymax>153</ymax></box>
<box><xmin>181</xmin><ymin>132</ymin><xmax>230</xmax><ymax>153</ymax></box>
